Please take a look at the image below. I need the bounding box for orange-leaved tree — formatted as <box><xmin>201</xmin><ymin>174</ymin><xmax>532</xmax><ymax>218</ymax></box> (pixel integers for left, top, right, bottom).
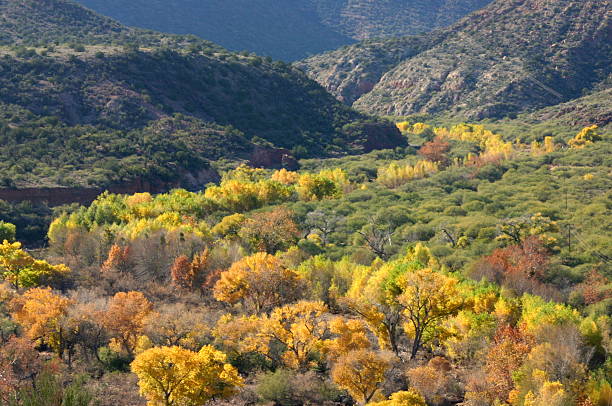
<box><xmin>103</xmin><ymin>291</ymin><xmax>152</xmax><ymax>357</ymax></box>
<box><xmin>10</xmin><ymin>287</ymin><xmax>73</xmax><ymax>357</ymax></box>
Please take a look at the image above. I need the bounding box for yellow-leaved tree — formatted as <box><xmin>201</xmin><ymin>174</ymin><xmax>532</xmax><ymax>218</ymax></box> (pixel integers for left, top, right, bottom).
<box><xmin>568</xmin><ymin>125</ymin><xmax>602</xmax><ymax>149</ymax></box>
<box><xmin>324</xmin><ymin>316</ymin><xmax>371</xmax><ymax>361</ymax></box>
<box><xmin>214</xmin><ymin>301</ymin><xmax>329</xmax><ymax>370</ymax></box>
<box><xmin>331</xmin><ymin>349</ymin><xmax>391</xmax><ymax>405</ymax></box>
<box><xmin>213</xmin><ymin>252</ymin><xmax>303</xmax><ymax>314</ymax></box>
<box><xmin>342</xmin><ymin>243</ymin><xmax>448</xmax><ymax>356</ymax></box>
<box><xmin>397</xmin><ymin>267</ymin><xmax>466</xmax><ymax>359</ymax></box>
<box><xmin>0</xmin><ymin>240</ymin><xmax>70</xmax><ymax>288</ymax></box>
<box><xmin>10</xmin><ymin>287</ymin><xmax>73</xmax><ymax>357</ymax></box>
<box><xmin>131</xmin><ymin>345</ymin><xmax>242</xmax><ymax>406</ymax></box>
<box><xmin>367</xmin><ymin>389</ymin><xmax>427</xmax><ymax>406</ymax></box>
<box><xmin>262</xmin><ymin>300</ymin><xmax>329</xmax><ymax>369</ymax></box>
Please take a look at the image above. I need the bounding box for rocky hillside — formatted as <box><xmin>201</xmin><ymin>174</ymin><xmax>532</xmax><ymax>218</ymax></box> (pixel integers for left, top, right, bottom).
<box><xmin>310</xmin><ymin>0</ymin><xmax>492</xmax><ymax>40</ymax></box>
<box><xmin>515</xmin><ymin>88</ymin><xmax>612</xmax><ymax>130</ymax></box>
<box><xmin>294</xmin><ymin>35</ymin><xmax>448</xmax><ymax>105</ymax></box>
<box><xmin>300</xmin><ymin>0</ymin><xmax>612</xmax><ymax>120</ymax></box>
<box><xmin>74</xmin><ymin>0</ymin><xmax>493</xmax><ymax>60</ymax></box>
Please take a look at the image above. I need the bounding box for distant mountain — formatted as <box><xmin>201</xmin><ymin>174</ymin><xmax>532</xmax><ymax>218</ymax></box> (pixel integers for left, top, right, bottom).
<box><xmin>0</xmin><ymin>0</ymin><xmax>133</xmax><ymax>45</ymax></box>
<box><xmin>0</xmin><ymin>0</ymin><xmax>403</xmax><ymax>190</ymax></box>
<box><xmin>310</xmin><ymin>0</ymin><xmax>493</xmax><ymax>41</ymax></box>
<box><xmin>73</xmin><ymin>0</ymin><xmax>493</xmax><ymax>60</ymax></box>
<box><xmin>0</xmin><ymin>0</ymin><xmax>220</xmax><ymax>48</ymax></box>
<box><xmin>299</xmin><ymin>0</ymin><xmax>612</xmax><ymax>120</ymax></box>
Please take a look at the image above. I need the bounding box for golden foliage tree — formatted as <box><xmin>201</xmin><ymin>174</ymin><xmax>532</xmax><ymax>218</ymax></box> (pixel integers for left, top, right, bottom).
<box><xmin>10</xmin><ymin>287</ymin><xmax>73</xmax><ymax>357</ymax></box>
<box><xmin>262</xmin><ymin>300</ymin><xmax>329</xmax><ymax>369</ymax></box>
<box><xmin>214</xmin><ymin>252</ymin><xmax>303</xmax><ymax>314</ymax></box>
<box><xmin>377</xmin><ymin>161</ymin><xmax>439</xmax><ymax>189</ymax></box>
<box><xmin>324</xmin><ymin>317</ymin><xmax>371</xmax><ymax>361</ymax></box>
<box><xmin>296</xmin><ymin>173</ymin><xmax>340</xmax><ymax>201</ymax></box>
<box><xmin>397</xmin><ymin>267</ymin><xmax>467</xmax><ymax>359</ymax></box>
<box><xmin>131</xmin><ymin>345</ymin><xmax>242</xmax><ymax>406</ymax></box>
<box><xmin>214</xmin><ymin>301</ymin><xmax>329</xmax><ymax>370</ymax></box>
<box><xmin>569</xmin><ymin>125</ymin><xmax>602</xmax><ymax>149</ymax></box>
<box><xmin>331</xmin><ymin>349</ymin><xmax>390</xmax><ymax>405</ymax></box>
<box><xmin>103</xmin><ymin>291</ymin><xmax>153</xmax><ymax>357</ymax></box>
<box><xmin>0</xmin><ymin>241</ymin><xmax>70</xmax><ymax>289</ymax></box>
<box><xmin>367</xmin><ymin>389</ymin><xmax>427</xmax><ymax>406</ymax></box>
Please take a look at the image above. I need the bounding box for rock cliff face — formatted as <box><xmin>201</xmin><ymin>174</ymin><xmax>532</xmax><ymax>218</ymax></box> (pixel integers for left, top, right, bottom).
<box><xmin>299</xmin><ymin>0</ymin><xmax>612</xmax><ymax>120</ymax></box>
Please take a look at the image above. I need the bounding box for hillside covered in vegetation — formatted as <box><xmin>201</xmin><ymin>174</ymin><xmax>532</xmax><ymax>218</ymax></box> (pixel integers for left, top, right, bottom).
<box><xmin>0</xmin><ymin>3</ymin><xmax>403</xmax><ymax>191</ymax></box>
<box><xmin>1</xmin><ymin>120</ymin><xmax>610</xmax><ymax>405</ymax></box>
<box><xmin>0</xmin><ymin>1</ymin><xmax>610</xmax><ymax>405</ymax></box>
<box><xmin>300</xmin><ymin>0</ymin><xmax>612</xmax><ymax>120</ymax></box>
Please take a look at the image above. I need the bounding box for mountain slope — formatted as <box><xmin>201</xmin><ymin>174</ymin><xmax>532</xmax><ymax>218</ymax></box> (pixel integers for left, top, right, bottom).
<box><xmin>300</xmin><ymin>0</ymin><xmax>612</xmax><ymax>119</ymax></box>
<box><xmin>310</xmin><ymin>0</ymin><xmax>492</xmax><ymax>40</ymax></box>
<box><xmin>0</xmin><ymin>0</ymin><xmax>403</xmax><ymax>190</ymax></box>
<box><xmin>294</xmin><ymin>35</ymin><xmax>447</xmax><ymax>105</ymax></box>
<box><xmin>73</xmin><ymin>0</ymin><xmax>493</xmax><ymax>60</ymax></box>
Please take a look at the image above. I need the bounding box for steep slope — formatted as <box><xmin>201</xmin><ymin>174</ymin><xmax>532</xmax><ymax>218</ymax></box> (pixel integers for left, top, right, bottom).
<box><xmin>294</xmin><ymin>34</ymin><xmax>448</xmax><ymax>104</ymax></box>
<box><xmin>518</xmin><ymin>88</ymin><xmax>612</xmax><ymax>129</ymax></box>
<box><xmin>74</xmin><ymin>0</ymin><xmax>354</xmax><ymax>61</ymax></box>
<box><xmin>301</xmin><ymin>0</ymin><xmax>612</xmax><ymax>120</ymax></box>
<box><xmin>74</xmin><ymin>0</ymin><xmax>493</xmax><ymax>60</ymax></box>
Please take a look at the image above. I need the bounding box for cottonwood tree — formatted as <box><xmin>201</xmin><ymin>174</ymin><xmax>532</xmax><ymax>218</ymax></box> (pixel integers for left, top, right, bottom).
<box><xmin>331</xmin><ymin>349</ymin><xmax>390</xmax><ymax>405</ymax></box>
<box><xmin>368</xmin><ymin>390</ymin><xmax>426</xmax><ymax>406</ymax></box>
<box><xmin>397</xmin><ymin>268</ymin><xmax>467</xmax><ymax>359</ymax></box>
<box><xmin>10</xmin><ymin>287</ymin><xmax>73</xmax><ymax>357</ymax></box>
<box><xmin>131</xmin><ymin>345</ymin><xmax>242</xmax><ymax>406</ymax></box>
<box><xmin>0</xmin><ymin>241</ymin><xmax>70</xmax><ymax>289</ymax></box>
<box><xmin>214</xmin><ymin>301</ymin><xmax>329</xmax><ymax>370</ymax></box>
<box><xmin>103</xmin><ymin>291</ymin><xmax>152</xmax><ymax>357</ymax></box>
<box><xmin>214</xmin><ymin>252</ymin><xmax>303</xmax><ymax>314</ymax></box>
